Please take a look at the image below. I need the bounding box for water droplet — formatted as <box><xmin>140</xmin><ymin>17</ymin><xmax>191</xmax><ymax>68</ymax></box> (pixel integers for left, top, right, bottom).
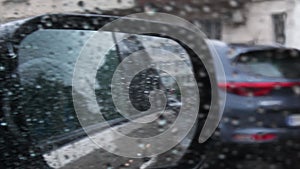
<box><xmin>231</xmin><ymin>119</ymin><xmax>240</xmax><ymax>126</ymax></box>
<box><xmin>64</xmin><ymin>155</ymin><xmax>69</xmax><ymax>159</ymax></box>
<box><xmin>203</xmin><ymin>104</ymin><xmax>210</xmax><ymax>110</ymax></box>
<box><xmin>229</xmin><ymin>0</ymin><xmax>238</xmax><ymax>7</ymax></box>
<box><xmin>202</xmin><ymin>6</ymin><xmax>211</xmax><ymax>13</ymax></box>
<box><xmin>164</xmin><ymin>5</ymin><xmax>173</xmax><ymax>11</ymax></box>
<box><xmin>171</xmin><ymin>128</ymin><xmax>178</xmax><ymax>133</ymax></box>
<box><xmin>171</xmin><ymin>149</ymin><xmax>179</xmax><ymax>155</ymax></box>
<box><xmin>64</xmin><ymin>128</ymin><xmax>70</xmax><ymax>132</ymax></box>
<box><xmin>30</xmin><ymin>153</ymin><xmax>36</xmax><ymax>157</ymax></box>
<box><xmin>77</xmin><ymin>1</ymin><xmax>85</xmax><ymax>7</ymax></box>
<box><xmin>157</xmin><ymin>119</ymin><xmax>167</xmax><ymax>126</ymax></box>
<box><xmin>138</xmin><ymin>143</ymin><xmax>145</xmax><ymax>149</ymax></box>
<box><xmin>45</xmin><ymin>21</ymin><xmax>53</xmax><ymax>27</ymax></box>
<box><xmin>257</xmin><ymin>108</ymin><xmax>265</xmax><ymax>114</ymax></box>
<box><xmin>0</xmin><ymin>122</ymin><xmax>7</xmax><ymax>126</ymax></box>
<box><xmin>11</xmin><ymin>74</ymin><xmax>17</xmax><ymax>78</ymax></box>
<box><xmin>248</xmin><ymin>116</ymin><xmax>256</xmax><ymax>122</ymax></box>
<box><xmin>218</xmin><ymin>154</ymin><xmax>226</xmax><ymax>159</ymax></box>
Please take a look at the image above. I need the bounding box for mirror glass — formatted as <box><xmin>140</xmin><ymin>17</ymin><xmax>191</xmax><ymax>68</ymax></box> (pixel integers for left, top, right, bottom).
<box><xmin>17</xmin><ymin>29</ymin><xmax>196</xmax><ymax>168</ymax></box>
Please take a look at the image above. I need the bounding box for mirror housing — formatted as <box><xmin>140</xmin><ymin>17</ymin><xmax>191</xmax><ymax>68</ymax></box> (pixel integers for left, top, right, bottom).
<box><xmin>0</xmin><ymin>13</ymin><xmax>222</xmax><ymax>168</ymax></box>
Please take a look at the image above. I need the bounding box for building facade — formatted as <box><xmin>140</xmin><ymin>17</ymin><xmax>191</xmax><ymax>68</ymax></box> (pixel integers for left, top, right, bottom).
<box><xmin>136</xmin><ymin>0</ymin><xmax>300</xmax><ymax>49</ymax></box>
<box><xmin>222</xmin><ymin>0</ymin><xmax>299</xmax><ymax>48</ymax></box>
<box><xmin>1</xmin><ymin>0</ymin><xmax>300</xmax><ymax>48</ymax></box>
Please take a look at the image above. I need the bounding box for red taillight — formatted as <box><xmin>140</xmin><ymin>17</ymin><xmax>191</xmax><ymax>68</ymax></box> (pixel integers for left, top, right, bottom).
<box><xmin>233</xmin><ymin>133</ymin><xmax>277</xmax><ymax>142</ymax></box>
<box><xmin>252</xmin><ymin>133</ymin><xmax>277</xmax><ymax>141</ymax></box>
<box><xmin>218</xmin><ymin>82</ymin><xmax>300</xmax><ymax>97</ymax></box>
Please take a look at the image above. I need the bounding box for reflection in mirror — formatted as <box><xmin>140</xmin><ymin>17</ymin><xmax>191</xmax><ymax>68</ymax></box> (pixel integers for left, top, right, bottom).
<box><xmin>17</xmin><ymin>29</ymin><xmax>196</xmax><ymax>168</ymax></box>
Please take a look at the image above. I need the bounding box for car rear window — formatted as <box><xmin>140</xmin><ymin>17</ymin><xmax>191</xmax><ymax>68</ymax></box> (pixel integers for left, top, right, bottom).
<box><xmin>235</xmin><ymin>49</ymin><xmax>300</xmax><ymax>79</ymax></box>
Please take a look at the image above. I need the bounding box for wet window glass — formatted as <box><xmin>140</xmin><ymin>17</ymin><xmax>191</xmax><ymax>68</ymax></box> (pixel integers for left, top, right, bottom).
<box><xmin>1</xmin><ymin>0</ymin><xmax>300</xmax><ymax>169</ymax></box>
<box><xmin>236</xmin><ymin>50</ymin><xmax>300</xmax><ymax>78</ymax></box>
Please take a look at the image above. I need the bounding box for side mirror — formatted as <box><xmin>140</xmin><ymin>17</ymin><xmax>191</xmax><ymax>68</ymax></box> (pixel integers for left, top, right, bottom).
<box><xmin>0</xmin><ymin>13</ymin><xmax>224</xmax><ymax>169</ymax></box>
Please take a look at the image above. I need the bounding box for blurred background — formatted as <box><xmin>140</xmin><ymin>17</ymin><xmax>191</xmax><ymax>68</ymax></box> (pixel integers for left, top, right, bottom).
<box><xmin>0</xmin><ymin>0</ymin><xmax>299</xmax><ymax>48</ymax></box>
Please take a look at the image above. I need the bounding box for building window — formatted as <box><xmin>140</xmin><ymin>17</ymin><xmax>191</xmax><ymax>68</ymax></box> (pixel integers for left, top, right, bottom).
<box><xmin>272</xmin><ymin>13</ymin><xmax>286</xmax><ymax>44</ymax></box>
<box><xmin>194</xmin><ymin>20</ymin><xmax>222</xmax><ymax>40</ymax></box>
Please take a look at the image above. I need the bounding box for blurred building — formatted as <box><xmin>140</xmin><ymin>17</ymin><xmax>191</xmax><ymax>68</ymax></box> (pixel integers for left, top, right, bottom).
<box><xmin>222</xmin><ymin>0</ymin><xmax>297</xmax><ymax>48</ymax></box>
<box><xmin>0</xmin><ymin>0</ymin><xmax>300</xmax><ymax>48</ymax></box>
<box><xmin>0</xmin><ymin>0</ymin><xmax>135</xmax><ymax>23</ymax></box>
<box><xmin>135</xmin><ymin>0</ymin><xmax>299</xmax><ymax>48</ymax></box>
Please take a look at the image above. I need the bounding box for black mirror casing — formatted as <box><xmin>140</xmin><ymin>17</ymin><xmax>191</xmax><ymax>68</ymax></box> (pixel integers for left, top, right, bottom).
<box><xmin>0</xmin><ymin>14</ymin><xmax>217</xmax><ymax>169</ymax></box>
